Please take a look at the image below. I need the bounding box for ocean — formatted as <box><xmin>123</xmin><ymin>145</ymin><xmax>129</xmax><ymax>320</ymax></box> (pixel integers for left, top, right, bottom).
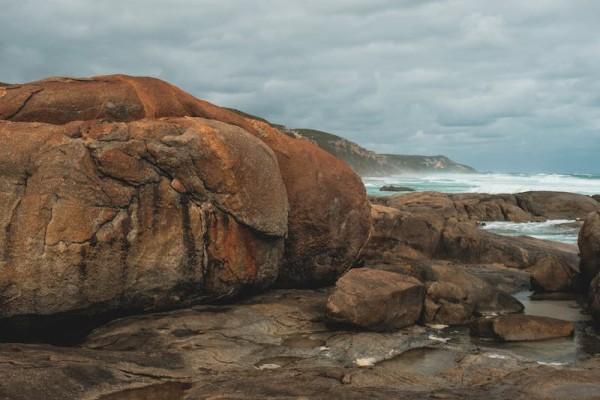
<box><xmin>364</xmin><ymin>172</ymin><xmax>600</xmax><ymax>244</ymax></box>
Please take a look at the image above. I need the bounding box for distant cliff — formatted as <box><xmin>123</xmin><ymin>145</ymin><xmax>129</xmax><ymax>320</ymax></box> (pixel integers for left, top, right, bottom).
<box><xmin>283</xmin><ymin>128</ymin><xmax>476</xmax><ymax>176</ymax></box>
<box><xmin>226</xmin><ymin>109</ymin><xmax>476</xmax><ymax>176</ymax></box>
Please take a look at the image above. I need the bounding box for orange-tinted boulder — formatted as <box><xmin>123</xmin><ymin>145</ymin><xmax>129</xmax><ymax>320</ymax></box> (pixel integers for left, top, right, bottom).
<box><xmin>0</xmin><ymin>117</ymin><xmax>288</xmax><ymax>323</ymax></box>
<box><xmin>0</xmin><ymin>75</ymin><xmax>372</xmax><ymax>287</ymax></box>
<box><xmin>244</xmin><ymin>119</ymin><xmax>371</xmax><ymax>285</ymax></box>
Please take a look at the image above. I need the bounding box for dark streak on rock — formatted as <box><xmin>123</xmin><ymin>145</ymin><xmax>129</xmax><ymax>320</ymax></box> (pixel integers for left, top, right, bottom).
<box><xmin>180</xmin><ymin>194</ymin><xmax>197</xmax><ymax>277</ymax></box>
<box><xmin>3</xmin><ymin>88</ymin><xmax>44</xmax><ymax>120</ymax></box>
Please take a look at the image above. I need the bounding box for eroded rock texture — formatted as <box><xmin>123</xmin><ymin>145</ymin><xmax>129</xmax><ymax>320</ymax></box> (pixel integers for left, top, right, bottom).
<box><xmin>0</xmin><ymin>75</ymin><xmax>372</xmax><ymax>289</ymax></box>
<box><xmin>0</xmin><ymin>117</ymin><xmax>288</xmax><ymax>329</ymax></box>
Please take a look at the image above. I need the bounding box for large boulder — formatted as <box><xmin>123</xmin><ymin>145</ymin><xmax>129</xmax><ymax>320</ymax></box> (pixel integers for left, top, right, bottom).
<box><xmin>326</xmin><ymin>268</ymin><xmax>424</xmax><ymax>331</ymax></box>
<box><xmin>244</xmin><ymin>119</ymin><xmax>371</xmax><ymax>286</ymax></box>
<box><xmin>0</xmin><ymin>117</ymin><xmax>289</xmax><ymax>340</ymax></box>
<box><xmin>579</xmin><ymin>211</ymin><xmax>600</xmax><ymax>285</ymax></box>
<box><xmin>0</xmin><ymin>75</ymin><xmax>371</xmax><ymax>287</ymax></box>
<box><xmin>470</xmin><ymin>315</ymin><xmax>574</xmax><ymax>342</ymax></box>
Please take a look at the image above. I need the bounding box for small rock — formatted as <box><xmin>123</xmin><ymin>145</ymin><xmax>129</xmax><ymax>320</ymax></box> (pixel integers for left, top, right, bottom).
<box><xmin>470</xmin><ymin>315</ymin><xmax>574</xmax><ymax>342</ymax></box>
<box><xmin>379</xmin><ymin>185</ymin><xmax>416</xmax><ymax>192</ymax></box>
<box><xmin>528</xmin><ymin>255</ymin><xmax>577</xmax><ymax>292</ymax></box>
<box><xmin>326</xmin><ymin>268</ymin><xmax>424</xmax><ymax>331</ymax></box>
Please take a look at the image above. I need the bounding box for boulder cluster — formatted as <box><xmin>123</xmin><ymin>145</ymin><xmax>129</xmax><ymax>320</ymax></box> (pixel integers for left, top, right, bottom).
<box><xmin>0</xmin><ymin>75</ymin><xmax>371</xmax><ymax>338</ymax></box>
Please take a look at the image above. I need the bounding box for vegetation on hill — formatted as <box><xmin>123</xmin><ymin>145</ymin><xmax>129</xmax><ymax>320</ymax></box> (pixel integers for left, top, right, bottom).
<box><xmin>226</xmin><ymin>109</ymin><xmax>476</xmax><ymax>176</ymax></box>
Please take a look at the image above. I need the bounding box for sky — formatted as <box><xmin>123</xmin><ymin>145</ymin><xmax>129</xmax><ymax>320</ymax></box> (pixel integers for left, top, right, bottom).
<box><xmin>1</xmin><ymin>0</ymin><xmax>600</xmax><ymax>173</ymax></box>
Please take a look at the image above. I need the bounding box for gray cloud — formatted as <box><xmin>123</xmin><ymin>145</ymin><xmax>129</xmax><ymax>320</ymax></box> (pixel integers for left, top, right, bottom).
<box><xmin>2</xmin><ymin>0</ymin><xmax>599</xmax><ymax>172</ymax></box>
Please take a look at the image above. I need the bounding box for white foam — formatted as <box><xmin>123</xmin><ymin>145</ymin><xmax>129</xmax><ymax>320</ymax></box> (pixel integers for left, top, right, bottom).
<box><xmin>256</xmin><ymin>363</ymin><xmax>281</xmax><ymax>370</ymax></box>
<box><xmin>426</xmin><ymin>324</ymin><xmax>449</xmax><ymax>330</ymax></box>
<box><xmin>355</xmin><ymin>357</ymin><xmax>378</xmax><ymax>367</ymax></box>
<box><xmin>485</xmin><ymin>353</ymin><xmax>510</xmax><ymax>360</ymax></box>
<box><xmin>537</xmin><ymin>361</ymin><xmax>567</xmax><ymax>366</ymax></box>
<box><xmin>364</xmin><ymin>172</ymin><xmax>600</xmax><ymax>196</ymax></box>
<box><xmin>482</xmin><ymin>219</ymin><xmax>579</xmax><ymax>244</ymax></box>
<box><xmin>428</xmin><ymin>335</ymin><xmax>451</xmax><ymax>343</ymax></box>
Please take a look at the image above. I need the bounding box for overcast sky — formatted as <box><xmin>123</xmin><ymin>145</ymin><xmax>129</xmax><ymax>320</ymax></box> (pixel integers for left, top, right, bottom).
<box><xmin>2</xmin><ymin>0</ymin><xmax>599</xmax><ymax>173</ymax></box>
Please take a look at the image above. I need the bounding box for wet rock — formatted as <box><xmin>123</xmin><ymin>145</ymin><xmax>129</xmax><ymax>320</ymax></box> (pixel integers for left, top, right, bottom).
<box><xmin>326</xmin><ymin>269</ymin><xmax>424</xmax><ymax>331</ymax></box>
<box><xmin>368</xmin><ymin>262</ymin><xmax>523</xmax><ymax>325</ymax></box>
<box><xmin>420</xmin><ymin>263</ymin><xmax>524</xmax><ymax>325</ymax></box>
<box><xmin>529</xmin><ymin>292</ymin><xmax>578</xmax><ymax>301</ymax></box>
<box><xmin>459</xmin><ymin>264</ymin><xmax>530</xmax><ymax>294</ymax></box>
<box><xmin>379</xmin><ymin>185</ymin><xmax>415</xmax><ymax>192</ymax></box>
<box><xmin>579</xmin><ymin>211</ymin><xmax>600</xmax><ymax>285</ymax></box>
<box><xmin>0</xmin><ymin>287</ymin><xmax>597</xmax><ymax>399</ymax></box>
<box><xmin>470</xmin><ymin>315</ymin><xmax>574</xmax><ymax>341</ymax></box>
<box><xmin>593</xmin><ymin>194</ymin><xmax>600</xmax><ymax>203</ymax></box>
<box><xmin>590</xmin><ymin>275</ymin><xmax>600</xmax><ymax>324</ymax></box>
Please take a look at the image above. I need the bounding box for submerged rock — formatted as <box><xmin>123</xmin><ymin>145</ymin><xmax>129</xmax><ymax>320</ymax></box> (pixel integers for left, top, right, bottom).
<box><xmin>326</xmin><ymin>268</ymin><xmax>424</xmax><ymax>331</ymax></box>
<box><xmin>470</xmin><ymin>315</ymin><xmax>574</xmax><ymax>341</ymax></box>
<box><xmin>379</xmin><ymin>185</ymin><xmax>415</xmax><ymax>192</ymax></box>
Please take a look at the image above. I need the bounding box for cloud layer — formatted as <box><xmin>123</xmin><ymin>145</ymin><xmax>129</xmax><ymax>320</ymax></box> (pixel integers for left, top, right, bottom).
<box><xmin>2</xmin><ymin>0</ymin><xmax>599</xmax><ymax>172</ymax></box>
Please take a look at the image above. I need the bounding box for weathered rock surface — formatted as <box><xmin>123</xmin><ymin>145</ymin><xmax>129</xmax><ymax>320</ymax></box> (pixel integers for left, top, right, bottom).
<box><xmin>470</xmin><ymin>315</ymin><xmax>574</xmax><ymax>341</ymax></box>
<box><xmin>579</xmin><ymin>211</ymin><xmax>600</xmax><ymax>285</ymax></box>
<box><xmin>0</xmin><ymin>75</ymin><xmax>372</xmax><ymax>288</ymax></box>
<box><xmin>0</xmin><ymin>118</ymin><xmax>289</xmax><ymax>340</ymax></box>
<box><xmin>593</xmin><ymin>194</ymin><xmax>600</xmax><ymax>203</ymax></box>
<box><xmin>326</xmin><ymin>268</ymin><xmax>424</xmax><ymax>330</ymax></box>
<box><xmin>373</xmin><ymin>191</ymin><xmax>600</xmax><ymax>222</ymax></box>
<box><xmin>366</xmin><ymin>204</ymin><xmax>580</xmax><ymax>292</ymax></box>
<box><xmin>0</xmin><ymin>289</ymin><xmax>597</xmax><ymax>399</ymax></box>
<box><xmin>244</xmin><ymin>119</ymin><xmax>371</xmax><ymax>286</ymax></box>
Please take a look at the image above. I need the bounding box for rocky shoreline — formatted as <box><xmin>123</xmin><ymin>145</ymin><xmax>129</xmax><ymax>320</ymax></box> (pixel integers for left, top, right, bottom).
<box><xmin>0</xmin><ymin>75</ymin><xmax>599</xmax><ymax>399</ymax></box>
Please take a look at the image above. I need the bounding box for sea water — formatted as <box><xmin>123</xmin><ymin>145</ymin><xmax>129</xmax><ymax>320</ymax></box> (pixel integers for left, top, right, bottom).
<box><xmin>364</xmin><ymin>172</ymin><xmax>600</xmax><ymax>244</ymax></box>
<box><xmin>364</xmin><ymin>172</ymin><xmax>600</xmax><ymax>196</ymax></box>
<box><xmin>481</xmin><ymin>220</ymin><xmax>580</xmax><ymax>245</ymax></box>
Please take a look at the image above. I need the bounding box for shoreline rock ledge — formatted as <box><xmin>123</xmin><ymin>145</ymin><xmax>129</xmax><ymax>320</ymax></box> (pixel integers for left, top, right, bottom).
<box><xmin>0</xmin><ymin>75</ymin><xmax>371</xmax><ymax>340</ymax></box>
